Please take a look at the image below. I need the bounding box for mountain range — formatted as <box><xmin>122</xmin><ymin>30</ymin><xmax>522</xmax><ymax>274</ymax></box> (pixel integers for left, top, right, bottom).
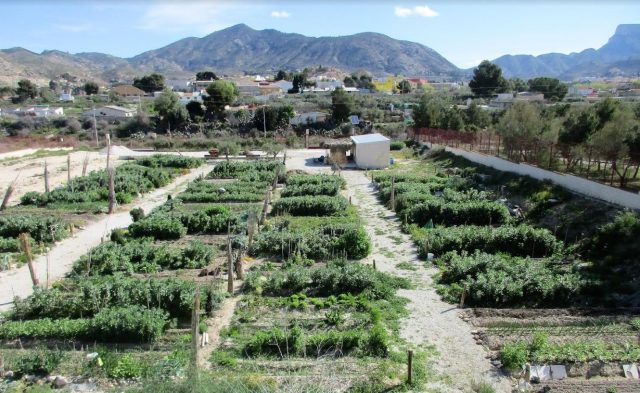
<box><xmin>0</xmin><ymin>23</ymin><xmax>638</xmax><ymax>85</ymax></box>
<box><xmin>491</xmin><ymin>24</ymin><xmax>640</xmax><ymax>79</ymax></box>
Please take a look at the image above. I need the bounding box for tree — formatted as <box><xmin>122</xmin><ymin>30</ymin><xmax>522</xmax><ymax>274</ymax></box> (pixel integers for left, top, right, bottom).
<box><xmin>14</xmin><ymin>79</ymin><xmax>38</xmax><ymax>103</ymax></box>
<box><xmin>528</xmin><ymin>77</ymin><xmax>568</xmax><ymax>101</ymax></box>
<box><xmin>413</xmin><ymin>95</ymin><xmax>448</xmax><ymax>129</ymax></box>
<box><xmin>185</xmin><ymin>101</ymin><xmax>205</xmax><ymax>122</ymax></box>
<box><xmin>589</xmin><ymin>107</ymin><xmax>639</xmax><ymax>187</ymax></box>
<box><xmin>468</xmin><ymin>60</ymin><xmax>507</xmax><ymax>97</ymax></box>
<box><xmin>558</xmin><ymin>106</ymin><xmax>599</xmax><ymax>170</ymax></box>
<box><xmin>49</xmin><ymin>80</ymin><xmax>59</xmax><ymax>92</ymax></box>
<box><xmin>275</xmin><ymin>70</ymin><xmax>291</xmax><ymax>81</ymax></box>
<box><xmin>204</xmin><ymin>80</ymin><xmax>237</xmax><ymax>118</ymax></box>
<box><xmin>217</xmin><ymin>141</ymin><xmax>240</xmax><ymax>162</ymax></box>
<box><xmin>497</xmin><ymin>101</ymin><xmax>543</xmax><ymax>161</ymax></box>
<box><xmin>464</xmin><ymin>102</ymin><xmax>491</xmax><ymax>131</ymax></box>
<box><xmin>154</xmin><ymin>89</ymin><xmax>188</xmax><ymax>131</ymax></box>
<box><xmin>506</xmin><ymin>78</ymin><xmax>528</xmax><ymax>92</ymax></box>
<box><xmin>196</xmin><ymin>71</ymin><xmax>218</xmax><ymax>81</ymax></box>
<box><xmin>343</xmin><ymin>76</ymin><xmax>356</xmax><ymax>87</ymax></box>
<box><xmin>253</xmin><ymin>105</ymin><xmax>294</xmax><ymax>132</ymax></box>
<box><xmin>331</xmin><ymin>88</ymin><xmax>354</xmax><ymax>123</ymax></box>
<box><xmin>133</xmin><ymin>73</ymin><xmax>165</xmax><ymax>93</ymax></box>
<box><xmin>84</xmin><ymin>81</ymin><xmax>99</xmax><ymax>95</ymax></box>
<box><xmin>397</xmin><ymin>80</ymin><xmax>412</xmax><ymax>94</ymax></box>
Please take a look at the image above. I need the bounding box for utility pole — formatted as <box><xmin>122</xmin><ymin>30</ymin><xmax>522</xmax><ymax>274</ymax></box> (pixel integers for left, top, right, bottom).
<box><xmin>262</xmin><ymin>106</ymin><xmax>267</xmax><ymax>139</ymax></box>
<box><xmin>92</xmin><ymin>106</ymin><xmax>98</xmax><ymax>148</ymax></box>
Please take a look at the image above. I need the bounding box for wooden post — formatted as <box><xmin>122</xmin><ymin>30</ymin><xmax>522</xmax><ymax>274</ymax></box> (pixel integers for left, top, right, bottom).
<box><xmin>283</xmin><ymin>150</ymin><xmax>287</xmax><ymax>165</ymax></box>
<box><xmin>82</xmin><ymin>153</ymin><xmax>89</xmax><ymax>177</ymax></box>
<box><xmin>227</xmin><ymin>222</ymin><xmax>234</xmax><ymax>294</ymax></box>
<box><xmin>459</xmin><ymin>285</ymin><xmax>467</xmax><ymax>308</ymax></box>
<box><xmin>235</xmin><ymin>251</ymin><xmax>244</xmax><ymax>280</ymax></box>
<box><xmin>372</xmin><ymin>259</ymin><xmax>376</xmax><ymax>270</ymax></box>
<box><xmin>46</xmin><ymin>253</ymin><xmax>50</xmax><ymax>289</ymax></box>
<box><xmin>389</xmin><ymin>177</ymin><xmax>396</xmax><ymax>211</ymax></box>
<box><xmin>44</xmin><ymin>161</ymin><xmax>50</xmax><ymax>193</ymax></box>
<box><xmin>0</xmin><ymin>176</ymin><xmax>17</xmax><ymax>211</ymax></box>
<box><xmin>107</xmin><ymin>167</ymin><xmax>116</xmax><ymax>214</ymax></box>
<box><xmin>191</xmin><ymin>290</ymin><xmax>200</xmax><ymax>367</ymax></box>
<box><xmin>407</xmin><ymin>350</ymin><xmax>413</xmax><ymax>385</ymax></box>
<box><xmin>67</xmin><ymin>154</ymin><xmax>74</xmax><ymax>193</ymax></box>
<box><xmin>106</xmin><ymin>134</ymin><xmax>111</xmax><ymax>170</ymax></box>
<box><xmin>259</xmin><ymin>188</ymin><xmax>270</xmax><ymax>225</ymax></box>
<box><xmin>19</xmin><ymin>233</ymin><xmax>39</xmax><ymax>286</ymax></box>
<box><xmin>247</xmin><ymin>211</ymin><xmax>256</xmax><ymax>248</ymax></box>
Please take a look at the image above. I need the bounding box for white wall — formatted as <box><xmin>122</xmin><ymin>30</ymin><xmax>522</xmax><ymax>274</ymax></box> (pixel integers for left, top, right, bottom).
<box><xmin>354</xmin><ymin>141</ymin><xmax>390</xmax><ymax>169</ymax></box>
<box><xmin>443</xmin><ymin>146</ymin><xmax>640</xmax><ymax>210</ymax></box>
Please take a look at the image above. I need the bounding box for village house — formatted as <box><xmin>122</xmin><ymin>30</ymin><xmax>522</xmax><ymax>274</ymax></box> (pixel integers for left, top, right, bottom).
<box><xmin>82</xmin><ymin>105</ymin><xmax>136</xmax><ymax>120</ymax></box>
<box><xmin>14</xmin><ymin>105</ymin><xmax>64</xmax><ymax>117</ymax></box>
<box><xmin>111</xmin><ymin>85</ymin><xmax>146</xmax><ymax>98</ymax></box>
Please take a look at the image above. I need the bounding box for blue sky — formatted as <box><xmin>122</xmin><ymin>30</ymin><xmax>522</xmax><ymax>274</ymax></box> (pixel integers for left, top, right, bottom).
<box><xmin>0</xmin><ymin>1</ymin><xmax>638</xmax><ymax>68</ymax></box>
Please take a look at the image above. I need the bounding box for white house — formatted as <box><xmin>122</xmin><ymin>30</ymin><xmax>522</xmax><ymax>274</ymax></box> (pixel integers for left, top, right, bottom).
<box><xmin>82</xmin><ymin>105</ymin><xmax>136</xmax><ymax>119</ymax></box>
<box><xmin>165</xmin><ymin>79</ymin><xmax>192</xmax><ymax>91</ymax></box>
<box><xmin>178</xmin><ymin>91</ymin><xmax>203</xmax><ymax>104</ymax></box>
<box><xmin>58</xmin><ymin>93</ymin><xmax>75</xmax><ymax>102</ymax></box>
<box><xmin>15</xmin><ymin>105</ymin><xmax>64</xmax><ymax>118</ymax></box>
<box><xmin>289</xmin><ymin>111</ymin><xmax>328</xmax><ymax>126</ymax></box>
<box><xmin>350</xmin><ymin>133</ymin><xmax>390</xmax><ymax>169</ymax></box>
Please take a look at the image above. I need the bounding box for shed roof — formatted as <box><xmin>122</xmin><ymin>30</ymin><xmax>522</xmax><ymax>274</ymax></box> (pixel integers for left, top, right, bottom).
<box><xmin>350</xmin><ymin>133</ymin><xmax>390</xmax><ymax>144</ymax></box>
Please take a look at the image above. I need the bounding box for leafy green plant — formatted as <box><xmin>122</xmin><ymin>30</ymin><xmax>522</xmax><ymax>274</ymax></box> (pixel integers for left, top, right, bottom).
<box><xmin>13</xmin><ymin>348</ymin><xmax>64</xmax><ymax>376</ymax></box>
<box><xmin>272</xmin><ymin>195</ymin><xmax>349</xmax><ymax>217</ymax></box>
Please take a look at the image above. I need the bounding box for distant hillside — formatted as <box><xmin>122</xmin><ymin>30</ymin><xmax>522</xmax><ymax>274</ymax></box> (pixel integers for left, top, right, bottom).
<box><xmin>1</xmin><ymin>23</ymin><xmax>639</xmax><ymax>87</ymax></box>
<box><xmin>0</xmin><ymin>24</ymin><xmax>460</xmax><ymax>86</ymax></box>
<box><xmin>129</xmin><ymin>24</ymin><xmax>460</xmax><ymax>76</ymax></box>
<box><xmin>489</xmin><ymin>24</ymin><xmax>640</xmax><ymax>79</ymax></box>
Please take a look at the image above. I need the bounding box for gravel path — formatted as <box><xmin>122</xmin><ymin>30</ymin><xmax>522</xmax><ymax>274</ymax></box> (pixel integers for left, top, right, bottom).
<box><xmin>340</xmin><ymin>170</ymin><xmax>511</xmax><ymax>393</ymax></box>
<box><xmin>0</xmin><ymin>164</ymin><xmax>213</xmax><ymax>312</ymax></box>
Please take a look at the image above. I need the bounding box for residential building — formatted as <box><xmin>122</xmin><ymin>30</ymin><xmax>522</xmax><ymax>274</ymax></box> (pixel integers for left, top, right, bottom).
<box><xmin>82</xmin><ymin>105</ymin><xmax>136</xmax><ymax>120</ymax></box>
<box><xmin>14</xmin><ymin>105</ymin><xmax>64</xmax><ymax>117</ymax></box>
<box><xmin>289</xmin><ymin>111</ymin><xmax>329</xmax><ymax>126</ymax></box>
<box><xmin>111</xmin><ymin>85</ymin><xmax>146</xmax><ymax>98</ymax></box>
<box><xmin>165</xmin><ymin>79</ymin><xmax>193</xmax><ymax>91</ymax></box>
<box><xmin>58</xmin><ymin>92</ymin><xmax>75</xmax><ymax>102</ymax></box>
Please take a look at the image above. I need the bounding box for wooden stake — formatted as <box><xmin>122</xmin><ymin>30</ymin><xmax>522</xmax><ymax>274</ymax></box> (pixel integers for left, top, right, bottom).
<box><xmin>390</xmin><ymin>176</ymin><xmax>396</xmax><ymax>211</ymax></box>
<box><xmin>67</xmin><ymin>155</ymin><xmax>74</xmax><ymax>193</ymax></box>
<box><xmin>0</xmin><ymin>176</ymin><xmax>17</xmax><ymax>211</ymax></box>
<box><xmin>191</xmin><ymin>290</ymin><xmax>200</xmax><ymax>367</ymax></box>
<box><xmin>82</xmin><ymin>153</ymin><xmax>89</xmax><ymax>177</ymax></box>
<box><xmin>19</xmin><ymin>234</ymin><xmax>39</xmax><ymax>286</ymax></box>
<box><xmin>106</xmin><ymin>134</ymin><xmax>111</xmax><ymax>170</ymax></box>
<box><xmin>44</xmin><ymin>161</ymin><xmax>50</xmax><ymax>193</ymax></box>
<box><xmin>227</xmin><ymin>222</ymin><xmax>234</xmax><ymax>293</ymax></box>
<box><xmin>107</xmin><ymin>167</ymin><xmax>116</xmax><ymax>214</ymax></box>
<box><xmin>407</xmin><ymin>350</ymin><xmax>414</xmax><ymax>385</ymax></box>
<box><xmin>372</xmin><ymin>259</ymin><xmax>376</xmax><ymax>270</ymax></box>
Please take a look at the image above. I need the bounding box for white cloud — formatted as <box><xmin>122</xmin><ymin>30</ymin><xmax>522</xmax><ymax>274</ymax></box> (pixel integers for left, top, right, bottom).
<box><xmin>394</xmin><ymin>5</ymin><xmax>439</xmax><ymax>18</ymax></box>
<box><xmin>138</xmin><ymin>3</ymin><xmax>226</xmax><ymax>33</ymax></box>
<box><xmin>270</xmin><ymin>11</ymin><xmax>291</xmax><ymax>19</ymax></box>
<box><xmin>394</xmin><ymin>7</ymin><xmax>413</xmax><ymax>18</ymax></box>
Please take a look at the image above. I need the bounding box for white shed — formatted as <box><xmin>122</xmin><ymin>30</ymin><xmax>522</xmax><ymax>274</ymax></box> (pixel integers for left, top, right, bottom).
<box><xmin>350</xmin><ymin>133</ymin><xmax>390</xmax><ymax>169</ymax></box>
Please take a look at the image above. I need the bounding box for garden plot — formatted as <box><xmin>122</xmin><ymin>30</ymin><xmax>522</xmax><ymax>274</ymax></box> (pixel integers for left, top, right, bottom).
<box><xmin>372</xmin><ymin>145</ymin><xmax>640</xmax><ymax>391</ymax></box>
<box><xmin>206</xmin><ymin>172</ymin><xmax>436</xmax><ymax>392</ymax></box>
<box><xmin>0</xmin><ymin>155</ymin><xmax>205</xmax><ymax>272</ymax></box>
<box><xmin>0</xmin><ymin>159</ymin><xmax>274</xmax><ymax>388</ymax></box>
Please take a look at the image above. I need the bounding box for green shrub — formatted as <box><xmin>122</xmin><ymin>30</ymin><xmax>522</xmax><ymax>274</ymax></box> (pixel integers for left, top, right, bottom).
<box><xmin>12</xmin><ymin>276</ymin><xmax>224</xmax><ymax>320</ymax></box>
<box><xmin>414</xmin><ymin>224</ymin><xmax>560</xmax><ymax>258</ymax></box>
<box><xmin>500</xmin><ymin>341</ymin><xmax>529</xmax><ymax>370</ymax></box>
<box><xmin>252</xmin><ymin>222</ymin><xmax>371</xmax><ymax>260</ymax></box>
<box><xmin>130</xmin><ymin>207</ymin><xmax>145</xmax><ymax>222</ymax></box>
<box><xmin>136</xmin><ymin>155</ymin><xmax>203</xmax><ymax>169</ymax></box>
<box><xmin>13</xmin><ymin>348</ymin><xmax>64</xmax><ymax>376</ymax></box>
<box><xmin>128</xmin><ymin>215</ymin><xmax>187</xmax><ymax>240</ymax></box>
<box><xmin>272</xmin><ymin>195</ymin><xmax>349</xmax><ymax>216</ymax></box>
<box><xmin>90</xmin><ymin>306</ymin><xmax>169</xmax><ymax>342</ymax></box>
<box><xmin>0</xmin><ymin>237</ymin><xmax>21</xmax><ymax>252</ymax></box>
<box><xmin>71</xmin><ymin>239</ymin><xmax>214</xmax><ymax>275</ymax></box>
<box><xmin>20</xmin><ymin>163</ymin><xmax>177</xmax><ymax>208</ymax></box>
<box><xmin>363</xmin><ymin>323</ymin><xmax>389</xmax><ymax>357</ymax></box>
<box><xmin>408</xmin><ymin>199</ymin><xmax>510</xmax><ymax>227</ymax></box>
<box><xmin>436</xmin><ymin>251</ymin><xmax>584</xmax><ymax>307</ymax></box>
<box><xmin>390</xmin><ymin>141</ymin><xmax>405</xmax><ymax>151</ymax></box>
<box><xmin>581</xmin><ymin>212</ymin><xmax>640</xmax><ymax>267</ymax></box>
<box><xmin>0</xmin><ymin>215</ymin><xmax>66</xmax><ymax>243</ymax></box>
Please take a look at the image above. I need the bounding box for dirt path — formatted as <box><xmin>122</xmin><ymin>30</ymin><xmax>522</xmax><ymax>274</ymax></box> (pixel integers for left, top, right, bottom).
<box><xmin>198</xmin><ymin>296</ymin><xmax>241</xmax><ymax>368</ymax></box>
<box><xmin>340</xmin><ymin>170</ymin><xmax>511</xmax><ymax>393</ymax></box>
<box><xmin>0</xmin><ymin>164</ymin><xmax>213</xmax><ymax>312</ymax></box>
